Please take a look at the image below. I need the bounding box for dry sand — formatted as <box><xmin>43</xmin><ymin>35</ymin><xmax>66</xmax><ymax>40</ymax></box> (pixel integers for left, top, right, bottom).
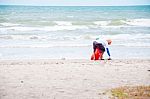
<box><xmin>0</xmin><ymin>59</ymin><xmax>150</xmax><ymax>99</ymax></box>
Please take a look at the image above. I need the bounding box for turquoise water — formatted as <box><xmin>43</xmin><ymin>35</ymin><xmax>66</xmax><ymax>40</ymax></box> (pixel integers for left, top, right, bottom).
<box><xmin>0</xmin><ymin>5</ymin><xmax>150</xmax><ymax>59</ymax></box>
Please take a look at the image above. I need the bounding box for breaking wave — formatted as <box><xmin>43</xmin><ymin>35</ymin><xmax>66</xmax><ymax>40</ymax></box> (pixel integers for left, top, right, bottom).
<box><xmin>54</xmin><ymin>21</ymin><xmax>72</xmax><ymax>26</ymax></box>
<box><xmin>0</xmin><ymin>25</ymin><xmax>89</xmax><ymax>32</ymax></box>
<box><xmin>0</xmin><ymin>23</ymin><xmax>21</xmax><ymax>27</ymax></box>
<box><xmin>93</xmin><ymin>19</ymin><xmax>150</xmax><ymax>27</ymax></box>
<box><xmin>122</xmin><ymin>19</ymin><xmax>150</xmax><ymax>27</ymax></box>
<box><xmin>0</xmin><ymin>33</ymin><xmax>150</xmax><ymax>48</ymax></box>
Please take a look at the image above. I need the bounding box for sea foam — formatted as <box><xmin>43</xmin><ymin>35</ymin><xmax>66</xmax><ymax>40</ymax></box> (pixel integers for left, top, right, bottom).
<box><xmin>93</xmin><ymin>21</ymin><xmax>111</xmax><ymax>26</ymax></box>
<box><xmin>0</xmin><ymin>23</ymin><xmax>20</xmax><ymax>27</ymax></box>
<box><xmin>54</xmin><ymin>21</ymin><xmax>72</xmax><ymax>26</ymax></box>
<box><xmin>0</xmin><ymin>25</ymin><xmax>89</xmax><ymax>32</ymax></box>
<box><xmin>122</xmin><ymin>19</ymin><xmax>150</xmax><ymax>27</ymax></box>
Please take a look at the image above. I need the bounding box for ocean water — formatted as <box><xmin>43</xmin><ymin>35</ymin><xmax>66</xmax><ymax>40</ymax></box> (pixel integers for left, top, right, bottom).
<box><xmin>0</xmin><ymin>5</ymin><xmax>150</xmax><ymax>59</ymax></box>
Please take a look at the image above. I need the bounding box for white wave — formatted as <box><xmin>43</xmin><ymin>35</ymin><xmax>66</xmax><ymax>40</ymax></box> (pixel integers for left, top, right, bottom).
<box><xmin>0</xmin><ymin>40</ymin><xmax>150</xmax><ymax>48</ymax></box>
<box><xmin>54</xmin><ymin>21</ymin><xmax>72</xmax><ymax>26</ymax></box>
<box><xmin>67</xmin><ymin>16</ymin><xmax>74</xmax><ymax>18</ymax></box>
<box><xmin>79</xmin><ymin>35</ymin><xmax>97</xmax><ymax>40</ymax></box>
<box><xmin>100</xmin><ymin>34</ymin><xmax>150</xmax><ymax>41</ymax></box>
<box><xmin>1</xmin><ymin>25</ymin><xmax>89</xmax><ymax>32</ymax></box>
<box><xmin>0</xmin><ymin>34</ymin><xmax>93</xmax><ymax>41</ymax></box>
<box><xmin>0</xmin><ymin>35</ymin><xmax>13</xmax><ymax>39</ymax></box>
<box><xmin>0</xmin><ymin>23</ymin><xmax>20</xmax><ymax>26</ymax></box>
<box><xmin>117</xmin><ymin>42</ymin><xmax>150</xmax><ymax>47</ymax></box>
<box><xmin>97</xmin><ymin>25</ymin><xmax>131</xmax><ymax>28</ymax></box>
<box><xmin>0</xmin><ymin>35</ymin><xmax>49</xmax><ymax>40</ymax></box>
<box><xmin>0</xmin><ymin>43</ymin><xmax>90</xmax><ymax>48</ymax></box>
<box><xmin>1</xmin><ymin>33</ymin><xmax>150</xmax><ymax>42</ymax></box>
<box><xmin>93</xmin><ymin>21</ymin><xmax>111</xmax><ymax>26</ymax></box>
<box><xmin>44</xmin><ymin>25</ymin><xmax>89</xmax><ymax>31</ymax></box>
<box><xmin>93</xmin><ymin>19</ymin><xmax>150</xmax><ymax>27</ymax></box>
<box><xmin>122</xmin><ymin>19</ymin><xmax>150</xmax><ymax>27</ymax></box>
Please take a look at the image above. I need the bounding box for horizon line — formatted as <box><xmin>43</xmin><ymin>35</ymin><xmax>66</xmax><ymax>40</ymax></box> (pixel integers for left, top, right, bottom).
<box><xmin>0</xmin><ymin>4</ymin><xmax>150</xmax><ymax>7</ymax></box>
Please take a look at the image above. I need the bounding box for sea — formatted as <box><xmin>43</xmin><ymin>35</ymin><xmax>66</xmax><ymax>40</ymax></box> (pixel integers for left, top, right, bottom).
<box><xmin>0</xmin><ymin>5</ymin><xmax>150</xmax><ymax>59</ymax></box>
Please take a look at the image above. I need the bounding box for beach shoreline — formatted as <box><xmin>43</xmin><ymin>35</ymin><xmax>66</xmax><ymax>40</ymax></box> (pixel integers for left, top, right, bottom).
<box><xmin>0</xmin><ymin>59</ymin><xmax>149</xmax><ymax>99</ymax></box>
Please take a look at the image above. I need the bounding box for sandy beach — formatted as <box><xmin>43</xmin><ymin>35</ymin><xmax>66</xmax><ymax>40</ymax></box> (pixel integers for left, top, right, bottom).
<box><xmin>0</xmin><ymin>59</ymin><xmax>150</xmax><ymax>99</ymax></box>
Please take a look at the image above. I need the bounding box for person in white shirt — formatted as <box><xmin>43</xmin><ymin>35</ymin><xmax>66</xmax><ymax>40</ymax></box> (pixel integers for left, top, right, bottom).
<box><xmin>93</xmin><ymin>38</ymin><xmax>112</xmax><ymax>60</ymax></box>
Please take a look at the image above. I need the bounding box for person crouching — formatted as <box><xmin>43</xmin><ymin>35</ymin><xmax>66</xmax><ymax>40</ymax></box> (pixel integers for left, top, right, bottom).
<box><xmin>91</xmin><ymin>38</ymin><xmax>112</xmax><ymax>60</ymax></box>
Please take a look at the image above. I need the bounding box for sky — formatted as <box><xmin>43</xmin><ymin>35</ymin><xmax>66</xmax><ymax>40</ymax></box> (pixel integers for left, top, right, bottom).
<box><xmin>0</xmin><ymin>0</ymin><xmax>150</xmax><ymax>6</ymax></box>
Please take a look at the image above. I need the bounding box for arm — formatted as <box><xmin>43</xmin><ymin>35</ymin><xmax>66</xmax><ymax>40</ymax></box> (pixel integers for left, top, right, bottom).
<box><xmin>106</xmin><ymin>48</ymin><xmax>111</xmax><ymax>59</ymax></box>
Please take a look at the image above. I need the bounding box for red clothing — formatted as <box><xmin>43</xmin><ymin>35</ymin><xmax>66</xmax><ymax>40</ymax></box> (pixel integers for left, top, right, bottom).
<box><xmin>91</xmin><ymin>48</ymin><xmax>103</xmax><ymax>60</ymax></box>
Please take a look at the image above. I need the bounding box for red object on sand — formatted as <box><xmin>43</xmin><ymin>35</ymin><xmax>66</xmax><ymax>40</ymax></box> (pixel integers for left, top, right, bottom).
<box><xmin>91</xmin><ymin>48</ymin><xmax>103</xmax><ymax>60</ymax></box>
